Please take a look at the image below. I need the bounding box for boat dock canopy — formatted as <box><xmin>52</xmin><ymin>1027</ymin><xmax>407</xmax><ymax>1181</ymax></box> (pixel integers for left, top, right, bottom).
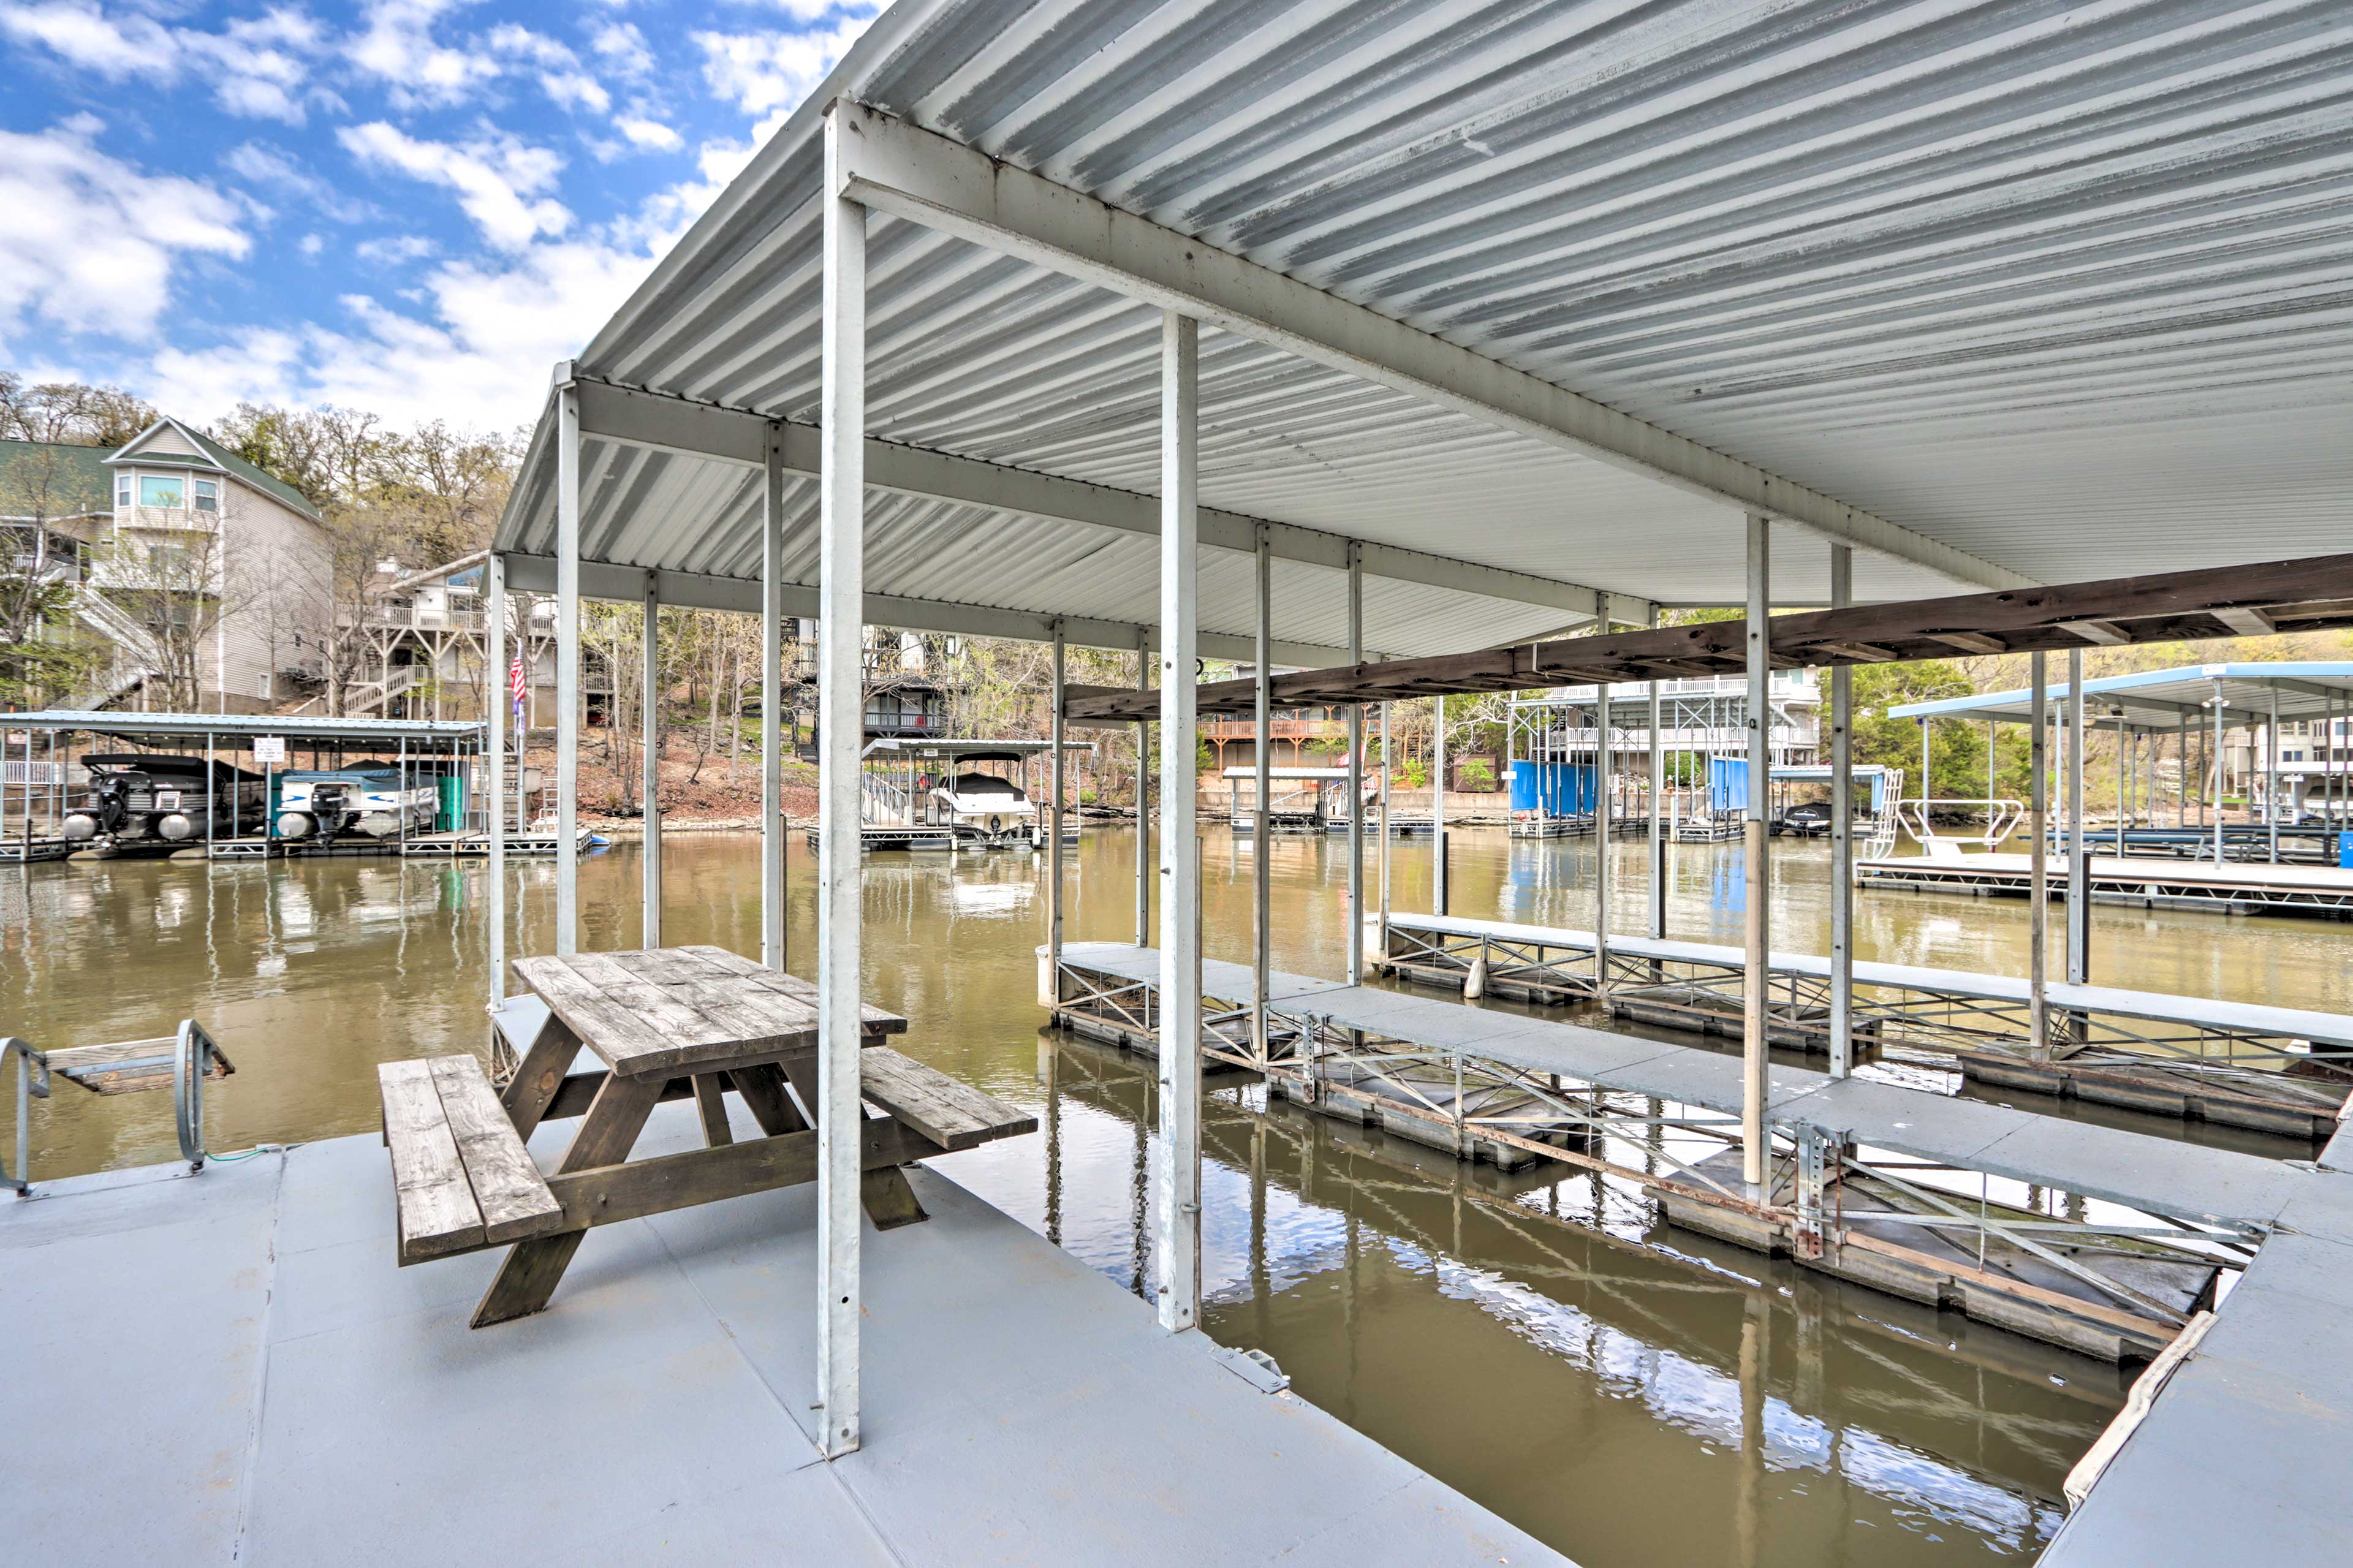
<box><xmin>861</xmin><ymin>737</ymin><xmax>1092</xmax><ymax>760</ymax></box>
<box><xmin>1889</xmin><ymin>662</ymin><xmax>2353</xmax><ymax>731</ymax></box>
<box><xmin>2</xmin><ymin>711</ymin><xmax>484</xmax><ymax>754</ymax></box>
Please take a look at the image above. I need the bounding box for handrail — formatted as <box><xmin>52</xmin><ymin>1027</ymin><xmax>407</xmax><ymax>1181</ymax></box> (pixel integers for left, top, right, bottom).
<box><xmin>1898</xmin><ymin>797</ymin><xmax>2025</xmax><ymax>852</ymax></box>
<box><xmin>175</xmin><ymin>1020</ymin><xmax>221</xmax><ymax>1172</ymax></box>
<box><xmin>4</xmin><ymin>1037</ymin><xmax>51</xmax><ymax>1197</ymax></box>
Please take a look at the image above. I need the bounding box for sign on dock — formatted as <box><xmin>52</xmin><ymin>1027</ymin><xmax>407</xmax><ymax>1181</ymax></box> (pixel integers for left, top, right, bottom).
<box><xmin>252</xmin><ymin>737</ymin><xmax>287</xmax><ymax>764</ymax></box>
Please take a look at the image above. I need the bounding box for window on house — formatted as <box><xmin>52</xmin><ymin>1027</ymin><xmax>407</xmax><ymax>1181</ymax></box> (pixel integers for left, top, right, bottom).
<box><xmin>139</xmin><ymin>474</ymin><xmax>185</xmax><ymax>508</ymax></box>
<box><xmin>148</xmin><ymin>542</ymin><xmax>193</xmax><ymax>576</ymax></box>
<box><xmin>194</xmin><ymin>480</ymin><xmax>218</xmax><ymax>513</ymax></box>
<box><xmin>116</xmin><ymin>475</ymin><xmax>132</xmax><ymax>509</ymax></box>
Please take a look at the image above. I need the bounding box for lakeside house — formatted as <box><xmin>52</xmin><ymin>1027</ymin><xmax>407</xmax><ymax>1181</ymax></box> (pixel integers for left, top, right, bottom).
<box><xmin>2</xmin><ymin>417</ymin><xmax>330</xmax><ymax>713</ymax></box>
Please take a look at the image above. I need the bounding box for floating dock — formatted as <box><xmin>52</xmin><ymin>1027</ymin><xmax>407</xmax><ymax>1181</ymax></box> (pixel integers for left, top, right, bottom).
<box><xmin>194</xmin><ymin>828</ymin><xmax>595</xmax><ymax>860</ymax></box>
<box><xmin>1858</xmin><ymin>850</ymin><xmax>2353</xmax><ymax>918</ymax></box>
<box><xmin>0</xmin><ymin>1100</ymin><xmax>1558</xmax><ymax>1567</ymax></box>
<box><xmin>1052</xmin><ymin>942</ymin><xmax>2353</xmax><ymax>1365</ymax></box>
<box><xmin>0</xmin><ymin>835</ymin><xmax>76</xmax><ymax>863</ymax></box>
<box><xmin>1378</xmin><ymin>912</ymin><xmax>2353</xmax><ymax>1138</ymax></box>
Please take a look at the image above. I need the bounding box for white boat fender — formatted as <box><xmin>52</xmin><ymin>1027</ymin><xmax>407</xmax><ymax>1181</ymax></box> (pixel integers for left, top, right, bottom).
<box><xmin>1464</xmin><ymin>945</ymin><xmax>1488</xmax><ymax>1001</ymax></box>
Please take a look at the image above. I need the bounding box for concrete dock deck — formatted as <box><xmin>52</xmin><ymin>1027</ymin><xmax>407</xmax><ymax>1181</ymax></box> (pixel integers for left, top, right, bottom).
<box><xmin>2</xmin><ymin>1099</ymin><xmax>1559</xmax><ymax>1567</ymax></box>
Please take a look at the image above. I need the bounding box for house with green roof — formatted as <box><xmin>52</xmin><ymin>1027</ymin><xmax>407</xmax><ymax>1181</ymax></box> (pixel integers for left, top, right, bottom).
<box><xmin>2</xmin><ymin>417</ymin><xmax>332</xmax><ymax>712</ymax></box>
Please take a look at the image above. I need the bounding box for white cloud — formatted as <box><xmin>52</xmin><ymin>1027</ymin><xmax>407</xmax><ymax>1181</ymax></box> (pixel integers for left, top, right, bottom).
<box><xmin>223</xmin><ymin>141</ymin><xmax>376</xmax><ymax>224</ymax></box>
<box><xmin>338</xmin><ymin>122</ymin><xmax>570</xmax><ymax>251</ymax></box>
<box><xmin>589</xmin><ymin>20</ymin><xmax>652</xmax><ymax>78</ymax></box>
<box><xmin>297</xmin><ymin>232</ymin><xmax>325</xmax><ymax>258</ymax></box>
<box><xmin>0</xmin><ymin>118</ymin><xmax>249</xmax><ymax>344</ymax></box>
<box><xmin>1</xmin><ymin>0</ymin><xmax>327</xmax><ymax>123</ymax></box>
<box><xmin>355</xmin><ymin>233</ymin><xmax>438</xmax><ymax>265</ymax></box>
<box><xmin>757</xmin><ymin>0</ymin><xmax>882</xmax><ymax>23</ymax></box>
<box><xmin>695</xmin><ymin>16</ymin><xmax>874</xmax><ymax>118</ymax></box>
<box><xmin>346</xmin><ymin>0</ymin><xmax>500</xmax><ymax>110</ymax></box>
<box><xmin>616</xmin><ymin>115</ymin><xmax>683</xmax><ymax>151</ymax></box>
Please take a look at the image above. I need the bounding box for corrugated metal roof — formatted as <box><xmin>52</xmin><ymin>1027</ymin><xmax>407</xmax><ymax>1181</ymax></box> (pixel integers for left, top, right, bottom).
<box><xmin>498</xmin><ymin>0</ymin><xmax>2353</xmax><ymax>643</ymax></box>
<box><xmin>1889</xmin><ymin>661</ymin><xmax>2353</xmax><ymax>728</ymax></box>
<box><xmin>3</xmin><ymin>711</ymin><xmax>483</xmax><ymax>749</ymax></box>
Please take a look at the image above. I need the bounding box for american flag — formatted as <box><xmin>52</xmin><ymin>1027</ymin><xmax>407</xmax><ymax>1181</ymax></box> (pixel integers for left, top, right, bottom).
<box><xmin>509</xmin><ymin>652</ymin><xmax>527</xmax><ymax>719</ymax></box>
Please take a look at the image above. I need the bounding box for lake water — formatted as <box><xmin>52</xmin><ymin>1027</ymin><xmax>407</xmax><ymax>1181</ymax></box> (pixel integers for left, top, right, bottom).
<box><xmin>11</xmin><ymin>825</ymin><xmax>2343</xmax><ymax>1563</ymax></box>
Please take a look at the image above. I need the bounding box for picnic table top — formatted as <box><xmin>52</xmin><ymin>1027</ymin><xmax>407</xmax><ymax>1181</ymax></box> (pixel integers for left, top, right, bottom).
<box><xmin>511</xmin><ymin>945</ymin><xmax>907</xmax><ymax>1078</ymax></box>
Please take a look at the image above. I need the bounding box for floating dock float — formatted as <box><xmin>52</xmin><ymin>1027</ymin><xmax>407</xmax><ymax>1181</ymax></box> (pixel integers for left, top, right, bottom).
<box><xmin>0</xmin><ymin>1100</ymin><xmax>1559</xmax><ymax>1567</ymax></box>
<box><xmin>1051</xmin><ymin>942</ymin><xmax>2353</xmax><ymax>1365</ymax></box>
<box><xmin>1377</xmin><ymin>912</ymin><xmax>2353</xmax><ymax>1138</ymax></box>
<box><xmin>1857</xmin><ymin>850</ymin><xmax>2353</xmax><ymax>919</ymax></box>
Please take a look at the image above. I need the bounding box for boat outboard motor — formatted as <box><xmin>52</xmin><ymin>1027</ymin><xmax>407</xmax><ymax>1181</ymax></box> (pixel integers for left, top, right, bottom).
<box><xmin>64</xmin><ymin>776</ymin><xmax>132</xmax><ymax>841</ymax></box>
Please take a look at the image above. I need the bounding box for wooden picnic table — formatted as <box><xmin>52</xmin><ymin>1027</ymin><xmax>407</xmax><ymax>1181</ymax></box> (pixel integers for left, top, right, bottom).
<box><xmin>375</xmin><ymin>945</ymin><xmax>1036</xmax><ymax>1327</ymax></box>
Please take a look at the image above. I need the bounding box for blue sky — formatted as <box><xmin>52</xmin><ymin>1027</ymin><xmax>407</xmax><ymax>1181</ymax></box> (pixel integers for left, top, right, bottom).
<box><xmin>1</xmin><ymin>0</ymin><xmax>881</xmax><ymax>431</ymax></box>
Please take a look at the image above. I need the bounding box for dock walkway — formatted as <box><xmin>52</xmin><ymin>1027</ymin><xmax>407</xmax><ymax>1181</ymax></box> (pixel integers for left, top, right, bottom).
<box><xmin>1057</xmin><ymin>943</ymin><xmax>2353</xmax><ymax>1559</ymax></box>
<box><xmin>1</xmin><ymin>1100</ymin><xmax>1556</xmax><ymax>1567</ymax></box>
<box><xmin>1061</xmin><ymin>944</ymin><xmax>2343</xmax><ymax>1235</ymax></box>
<box><xmin>1380</xmin><ymin>911</ymin><xmax>2353</xmax><ymax>1137</ymax></box>
<box><xmin>1858</xmin><ymin>850</ymin><xmax>2353</xmax><ymax>918</ymax></box>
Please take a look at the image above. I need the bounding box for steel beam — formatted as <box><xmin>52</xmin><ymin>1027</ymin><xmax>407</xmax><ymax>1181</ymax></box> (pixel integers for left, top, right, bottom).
<box><xmin>567</xmin><ymin>376</ymin><xmax>1626</xmax><ymax>627</ymax></box>
<box><xmin>487</xmin><ymin>552</ymin><xmax>507</xmax><ymax>1006</ymax></box>
<box><xmin>555</xmin><ymin>374</ymin><xmax>580</xmax><ymax>958</ymax></box>
<box><xmin>1155</xmin><ymin>309</ymin><xmax>1203</xmax><ymax>1336</ymax></box>
<box><xmin>495</xmin><ymin>548</ymin><xmax>1345</xmax><ymax>669</ymax></box>
<box><xmin>1252</xmin><ymin>527</ymin><xmax>1271</xmax><ymax>1064</ymax></box>
<box><xmin>1649</xmin><ymin>607</ymin><xmax>1665</xmax><ymax>941</ymax></box>
<box><xmin>762</xmin><ymin>434</ymin><xmax>787</xmax><ymax>970</ymax></box>
<box><xmin>1741</xmin><ymin>513</ymin><xmax>1769</xmax><ymax>1194</ymax></box>
<box><xmin>1594</xmin><ymin>676</ymin><xmax>1612</xmax><ymax>999</ymax></box>
<box><xmin>1433</xmin><ymin>695</ymin><xmax>1449</xmax><ymax>917</ymax></box>
<box><xmin>2030</xmin><ymin>654</ymin><xmax>2050</xmax><ymax>1064</ymax></box>
<box><xmin>1346</xmin><ymin>544</ymin><xmax>1365</xmax><ymax>985</ymax></box>
<box><xmin>1828</xmin><ymin>546</ymin><xmax>1854</xmax><ymax>1079</ymax></box>
<box><xmin>814</xmin><ymin>108</ymin><xmax>863</xmax><ymax>1457</ymax></box>
<box><xmin>1050</xmin><ymin>624</ymin><xmax>1066</xmax><ymax>980</ymax></box>
<box><xmin>2067</xmin><ymin>649</ymin><xmax>2089</xmax><ymax>985</ymax></box>
<box><xmin>642</xmin><ymin>577</ymin><xmax>662</xmax><ymax>949</ymax></box>
<box><xmin>1134</xmin><ymin>639</ymin><xmax>1150</xmax><ymax>947</ymax></box>
<box><xmin>830</xmin><ymin>104</ymin><xmax>2031</xmax><ymax>593</ymax></box>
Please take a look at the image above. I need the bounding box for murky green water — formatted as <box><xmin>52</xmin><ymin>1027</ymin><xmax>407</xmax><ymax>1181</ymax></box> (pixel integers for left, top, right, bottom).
<box><xmin>10</xmin><ymin>826</ymin><xmax>2345</xmax><ymax>1563</ymax></box>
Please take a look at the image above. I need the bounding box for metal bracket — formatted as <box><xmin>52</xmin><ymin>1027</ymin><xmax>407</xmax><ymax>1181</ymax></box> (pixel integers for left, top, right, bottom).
<box><xmin>1794</xmin><ymin>1122</ymin><xmax>1846</xmax><ymax>1260</ymax></box>
<box><xmin>1211</xmin><ymin>1345</ymin><xmax>1292</xmax><ymax>1395</ymax></box>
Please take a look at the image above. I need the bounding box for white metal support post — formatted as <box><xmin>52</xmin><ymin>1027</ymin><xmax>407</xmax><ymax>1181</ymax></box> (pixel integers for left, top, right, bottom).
<box><xmin>1048</xmin><ymin>623</ymin><xmax>1066</xmax><ymax>983</ymax></box>
<box><xmin>2211</xmin><ymin>683</ymin><xmax>2227</xmax><ymax>866</ymax></box>
<box><xmin>1154</xmin><ymin>309</ymin><xmax>1202</xmax><ymax>1335</ymax></box>
<box><xmin>1648</xmin><ymin>607</ymin><xmax>1665</xmax><ymax>941</ymax></box>
<box><xmin>642</xmin><ymin>576</ymin><xmax>662</xmax><ymax>948</ymax></box>
<box><xmin>1593</xmin><ymin>677</ymin><xmax>1612</xmax><ymax>999</ymax></box>
<box><xmin>1135</xmin><ymin>638</ymin><xmax>1150</xmax><ymax>947</ymax></box>
<box><xmin>2270</xmin><ymin>688</ymin><xmax>2282</xmax><ymax>862</ymax></box>
<box><xmin>487</xmin><ymin>552</ymin><xmax>508</xmax><ymax>1005</ymax></box>
<box><xmin>814</xmin><ymin>107</ymin><xmax>865</xmax><ymax>1456</ymax></box>
<box><xmin>1346</xmin><ymin>543</ymin><xmax>1365</xmax><ymax>983</ymax></box>
<box><xmin>1740</xmin><ymin>513</ymin><xmax>1770</xmax><ymax>1194</ymax></box>
<box><xmin>1378</xmin><ymin>702</ymin><xmax>1392</xmax><ymax>952</ymax></box>
<box><xmin>2066</xmin><ymin>649</ymin><xmax>2088</xmax><ymax>985</ymax></box>
<box><xmin>2029</xmin><ymin>654</ymin><xmax>2050</xmax><ymax>1062</ymax></box>
<box><xmin>1433</xmin><ymin>695</ymin><xmax>1448</xmax><ymax>915</ymax></box>
<box><xmin>1828</xmin><ymin>546</ymin><xmax>1854</xmax><ymax>1078</ymax></box>
<box><xmin>1252</xmin><ymin>526</ymin><xmax>1271</xmax><ymax>1062</ymax></box>
<box><xmin>762</xmin><ymin>429</ymin><xmax>787</xmax><ymax>970</ymax></box>
<box><xmin>554</xmin><ymin>373</ymin><xmax>581</xmax><ymax>958</ymax></box>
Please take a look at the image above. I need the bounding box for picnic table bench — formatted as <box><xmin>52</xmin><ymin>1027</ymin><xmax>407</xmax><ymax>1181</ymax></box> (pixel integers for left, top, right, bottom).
<box><xmin>376</xmin><ymin>945</ymin><xmax>1036</xmax><ymax>1327</ymax></box>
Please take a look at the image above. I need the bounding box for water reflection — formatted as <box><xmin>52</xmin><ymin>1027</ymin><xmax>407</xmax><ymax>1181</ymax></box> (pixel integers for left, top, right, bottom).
<box><xmin>16</xmin><ymin>823</ymin><xmax>2313</xmax><ymax>1565</ymax></box>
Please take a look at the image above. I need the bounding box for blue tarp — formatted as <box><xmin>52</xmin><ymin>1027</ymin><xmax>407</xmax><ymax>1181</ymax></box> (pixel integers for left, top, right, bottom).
<box><xmin>1710</xmin><ymin>756</ymin><xmax>1749</xmax><ymax>812</ymax></box>
<box><xmin>1510</xmin><ymin>760</ymin><xmax>1594</xmax><ymax>815</ymax></box>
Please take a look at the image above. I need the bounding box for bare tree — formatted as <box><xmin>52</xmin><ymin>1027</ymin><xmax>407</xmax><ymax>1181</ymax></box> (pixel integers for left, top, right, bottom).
<box><xmin>89</xmin><ymin>490</ymin><xmax>267</xmax><ymax>711</ymax></box>
<box><xmin>0</xmin><ymin>442</ymin><xmax>110</xmax><ymax>706</ymax></box>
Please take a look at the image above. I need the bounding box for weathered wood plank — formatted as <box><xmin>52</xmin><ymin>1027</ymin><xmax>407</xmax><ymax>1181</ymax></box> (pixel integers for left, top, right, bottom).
<box><xmin>857</xmin><ymin>1047</ymin><xmax>1040</xmax><ymax>1152</ymax></box>
<box><xmin>729</xmin><ymin>1063</ymin><xmax>809</xmax><ymax>1137</ymax></box>
<box><xmin>535</xmin><ymin>951</ymin><xmax>745</xmax><ymax>1074</ymax></box>
<box><xmin>377</xmin><ymin>1058</ymin><xmax>483</xmax><ymax>1264</ymax></box>
<box><xmin>471</xmin><ymin>1072</ymin><xmax>664</xmax><ymax>1327</ymax></box>
<box><xmin>691</xmin><ymin>1074</ymin><xmax>734</xmax><ymax>1147</ymax></box>
<box><xmin>679</xmin><ymin>945</ymin><xmax>908</xmax><ymax>1034</ymax></box>
<box><xmin>427</xmin><ymin>1055</ymin><xmax>563</xmax><ymax>1246</ymax></box>
<box><xmin>498</xmin><ymin>1007</ymin><xmax>582</xmax><ymax>1140</ymax></box>
<box><xmin>542</xmin><ymin>1118</ymin><xmax>942</xmax><ymax>1231</ymax></box>
<box><xmin>542</xmin><ymin>1070</ymin><xmax>697</xmax><ymax>1122</ymax></box>
<box><xmin>776</xmin><ymin>1055</ymin><xmax>930</xmax><ymax>1230</ymax></box>
<box><xmin>48</xmin><ymin>1036</ymin><xmax>233</xmax><ymax>1096</ymax></box>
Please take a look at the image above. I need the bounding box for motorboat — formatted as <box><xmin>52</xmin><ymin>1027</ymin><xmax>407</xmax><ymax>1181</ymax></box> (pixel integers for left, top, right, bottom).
<box><xmin>275</xmin><ymin>768</ymin><xmax>438</xmax><ymax>843</ymax></box>
<box><xmin>63</xmin><ymin>755</ymin><xmax>265</xmax><ymax>845</ymax></box>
